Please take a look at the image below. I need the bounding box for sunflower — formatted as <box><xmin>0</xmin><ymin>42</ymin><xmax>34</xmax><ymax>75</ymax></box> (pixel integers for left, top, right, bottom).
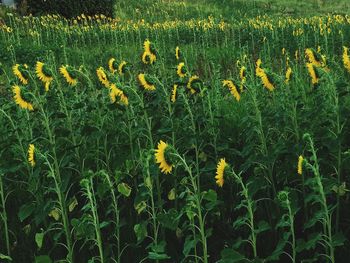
<box><xmin>306</xmin><ymin>63</ymin><xmax>319</xmax><ymax>85</ymax></box>
<box><xmin>187</xmin><ymin>75</ymin><xmax>200</xmax><ymax>94</ymax></box>
<box><xmin>215</xmin><ymin>158</ymin><xmax>228</xmax><ymax>187</ymax></box>
<box><xmin>171</xmin><ymin>84</ymin><xmax>178</xmax><ymax>103</ymax></box>
<box><xmin>35</xmin><ymin>61</ymin><xmax>53</xmax><ymax>84</ymax></box>
<box><xmin>118</xmin><ymin>60</ymin><xmax>127</xmax><ymax>75</ymax></box>
<box><xmin>256</xmin><ymin>60</ymin><xmax>275</xmax><ymax>91</ymax></box>
<box><xmin>297</xmin><ymin>155</ymin><xmax>304</xmax><ymax>175</ymax></box>
<box><xmin>96</xmin><ymin>67</ymin><xmax>110</xmax><ymax>88</ymax></box>
<box><xmin>138</xmin><ymin>73</ymin><xmax>156</xmax><ymax>91</ymax></box>
<box><xmin>28</xmin><ymin>144</ymin><xmax>35</xmax><ymax>167</ymax></box>
<box><xmin>177</xmin><ymin>62</ymin><xmax>187</xmax><ymax>78</ymax></box>
<box><xmin>13</xmin><ymin>85</ymin><xmax>34</xmax><ymax>111</ymax></box>
<box><xmin>155</xmin><ymin>140</ymin><xmax>173</xmax><ymax>174</ymax></box>
<box><xmin>239</xmin><ymin>66</ymin><xmax>246</xmax><ymax>83</ymax></box>
<box><xmin>13</xmin><ymin>64</ymin><xmax>29</xmax><ymax>85</ymax></box>
<box><xmin>59</xmin><ymin>65</ymin><xmax>77</xmax><ymax>86</ymax></box>
<box><xmin>108</xmin><ymin>58</ymin><xmax>117</xmax><ymax>74</ymax></box>
<box><xmin>142</xmin><ymin>51</ymin><xmax>157</xmax><ymax>65</ymax></box>
<box><xmin>285</xmin><ymin>67</ymin><xmax>292</xmax><ymax>84</ymax></box>
<box><xmin>305</xmin><ymin>48</ymin><xmax>325</xmax><ymax>67</ymax></box>
<box><xmin>222</xmin><ymin>80</ymin><xmax>240</xmax><ymax>101</ymax></box>
<box><xmin>109</xmin><ymin>84</ymin><xmax>128</xmax><ymax>106</ymax></box>
<box><xmin>175</xmin><ymin>46</ymin><xmax>180</xmax><ymax>60</ymax></box>
<box><xmin>342</xmin><ymin>46</ymin><xmax>350</xmax><ymax>73</ymax></box>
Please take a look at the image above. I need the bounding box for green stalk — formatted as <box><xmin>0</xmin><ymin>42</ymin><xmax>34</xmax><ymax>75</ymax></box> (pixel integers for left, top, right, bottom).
<box><xmin>0</xmin><ymin>172</ymin><xmax>10</xmax><ymax>257</ymax></box>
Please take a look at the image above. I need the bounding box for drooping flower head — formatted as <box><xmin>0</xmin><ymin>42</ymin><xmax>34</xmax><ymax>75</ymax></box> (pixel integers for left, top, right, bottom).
<box><xmin>305</xmin><ymin>48</ymin><xmax>326</xmax><ymax>67</ymax></box>
<box><xmin>171</xmin><ymin>84</ymin><xmax>178</xmax><ymax>103</ymax></box>
<box><xmin>297</xmin><ymin>155</ymin><xmax>304</xmax><ymax>175</ymax></box>
<box><xmin>222</xmin><ymin>80</ymin><xmax>241</xmax><ymax>101</ymax></box>
<box><xmin>118</xmin><ymin>60</ymin><xmax>128</xmax><ymax>76</ymax></box>
<box><xmin>96</xmin><ymin>67</ymin><xmax>110</xmax><ymax>88</ymax></box>
<box><xmin>142</xmin><ymin>39</ymin><xmax>157</xmax><ymax>65</ymax></box>
<box><xmin>215</xmin><ymin>158</ymin><xmax>228</xmax><ymax>187</ymax></box>
<box><xmin>175</xmin><ymin>46</ymin><xmax>180</xmax><ymax>60</ymax></box>
<box><xmin>155</xmin><ymin>140</ymin><xmax>173</xmax><ymax>174</ymax></box>
<box><xmin>138</xmin><ymin>73</ymin><xmax>156</xmax><ymax>91</ymax></box>
<box><xmin>35</xmin><ymin>61</ymin><xmax>53</xmax><ymax>83</ymax></box>
<box><xmin>109</xmin><ymin>84</ymin><xmax>128</xmax><ymax>106</ymax></box>
<box><xmin>342</xmin><ymin>46</ymin><xmax>350</xmax><ymax>73</ymax></box>
<box><xmin>187</xmin><ymin>75</ymin><xmax>200</xmax><ymax>94</ymax></box>
<box><xmin>306</xmin><ymin>63</ymin><xmax>319</xmax><ymax>86</ymax></box>
<box><xmin>108</xmin><ymin>58</ymin><xmax>118</xmax><ymax>74</ymax></box>
<box><xmin>285</xmin><ymin>67</ymin><xmax>292</xmax><ymax>84</ymax></box>
<box><xmin>13</xmin><ymin>64</ymin><xmax>29</xmax><ymax>85</ymax></box>
<box><xmin>59</xmin><ymin>65</ymin><xmax>78</xmax><ymax>86</ymax></box>
<box><xmin>177</xmin><ymin>62</ymin><xmax>187</xmax><ymax>78</ymax></box>
<box><xmin>12</xmin><ymin>85</ymin><xmax>34</xmax><ymax>111</ymax></box>
<box><xmin>28</xmin><ymin>144</ymin><xmax>35</xmax><ymax>167</ymax></box>
<box><xmin>255</xmin><ymin>59</ymin><xmax>275</xmax><ymax>91</ymax></box>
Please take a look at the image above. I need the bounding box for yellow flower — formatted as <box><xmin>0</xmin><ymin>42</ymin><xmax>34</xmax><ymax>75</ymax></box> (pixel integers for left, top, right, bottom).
<box><xmin>285</xmin><ymin>67</ymin><xmax>292</xmax><ymax>84</ymax></box>
<box><xmin>155</xmin><ymin>140</ymin><xmax>173</xmax><ymax>174</ymax></box>
<box><xmin>256</xmin><ymin>60</ymin><xmax>275</xmax><ymax>91</ymax></box>
<box><xmin>13</xmin><ymin>64</ymin><xmax>28</xmax><ymax>85</ymax></box>
<box><xmin>215</xmin><ymin>158</ymin><xmax>228</xmax><ymax>187</ymax></box>
<box><xmin>222</xmin><ymin>80</ymin><xmax>240</xmax><ymax>101</ymax></box>
<box><xmin>12</xmin><ymin>85</ymin><xmax>34</xmax><ymax>111</ymax></box>
<box><xmin>142</xmin><ymin>51</ymin><xmax>157</xmax><ymax>65</ymax></box>
<box><xmin>118</xmin><ymin>61</ymin><xmax>127</xmax><ymax>75</ymax></box>
<box><xmin>171</xmin><ymin>84</ymin><xmax>178</xmax><ymax>103</ymax></box>
<box><xmin>175</xmin><ymin>46</ymin><xmax>180</xmax><ymax>60</ymax></box>
<box><xmin>187</xmin><ymin>75</ymin><xmax>200</xmax><ymax>94</ymax></box>
<box><xmin>59</xmin><ymin>66</ymin><xmax>77</xmax><ymax>86</ymax></box>
<box><xmin>306</xmin><ymin>63</ymin><xmax>319</xmax><ymax>85</ymax></box>
<box><xmin>177</xmin><ymin>62</ymin><xmax>186</xmax><ymax>78</ymax></box>
<box><xmin>342</xmin><ymin>46</ymin><xmax>350</xmax><ymax>73</ymax></box>
<box><xmin>28</xmin><ymin>144</ymin><xmax>35</xmax><ymax>167</ymax></box>
<box><xmin>108</xmin><ymin>58</ymin><xmax>117</xmax><ymax>73</ymax></box>
<box><xmin>138</xmin><ymin>73</ymin><xmax>156</xmax><ymax>91</ymax></box>
<box><xmin>96</xmin><ymin>67</ymin><xmax>110</xmax><ymax>88</ymax></box>
<box><xmin>297</xmin><ymin>155</ymin><xmax>304</xmax><ymax>175</ymax></box>
<box><xmin>282</xmin><ymin>48</ymin><xmax>286</xmax><ymax>55</ymax></box>
<box><xmin>305</xmin><ymin>48</ymin><xmax>324</xmax><ymax>67</ymax></box>
<box><xmin>35</xmin><ymin>61</ymin><xmax>53</xmax><ymax>84</ymax></box>
<box><xmin>109</xmin><ymin>84</ymin><xmax>128</xmax><ymax>106</ymax></box>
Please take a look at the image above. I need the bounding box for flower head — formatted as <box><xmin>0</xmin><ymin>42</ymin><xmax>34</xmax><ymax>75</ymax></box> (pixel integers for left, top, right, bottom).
<box><xmin>96</xmin><ymin>67</ymin><xmax>110</xmax><ymax>88</ymax></box>
<box><xmin>35</xmin><ymin>61</ymin><xmax>53</xmax><ymax>84</ymax></box>
<box><xmin>28</xmin><ymin>144</ymin><xmax>35</xmax><ymax>167</ymax></box>
<box><xmin>285</xmin><ymin>67</ymin><xmax>292</xmax><ymax>84</ymax></box>
<box><xmin>171</xmin><ymin>84</ymin><xmax>178</xmax><ymax>103</ymax></box>
<box><xmin>342</xmin><ymin>46</ymin><xmax>350</xmax><ymax>73</ymax></box>
<box><xmin>118</xmin><ymin>61</ymin><xmax>128</xmax><ymax>75</ymax></box>
<box><xmin>215</xmin><ymin>158</ymin><xmax>228</xmax><ymax>187</ymax></box>
<box><xmin>175</xmin><ymin>46</ymin><xmax>180</xmax><ymax>60</ymax></box>
<box><xmin>13</xmin><ymin>64</ymin><xmax>29</xmax><ymax>85</ymax></box>
<box><xmin>13</xmin><ymin>85</ymin><xmax>34</xmax><ymax>111</ymax></box>
<box><xmin>155</xmin><ymin>140</ymin><xmax>173</xmax><ymax>174</ymax></box>
<box><xmin>297</xmin><ymin>155</ymin><xmax>304</xmax><ymax>175</ymax></box>
<box><xmin>222</xmin><ymin>80</ymin><xmax>241</xmax><ymax>101</ymax></box>
<box><xmin>109</xmin><ymin>84</ymin><xmax>128</xmax><ymax>106</ymax></box>
<box><xmin>108</xmin><ymin>58</ymin><xmax>117</xmax><ymax>73</ymax></box>
<box><xmin>138</xmin><ymin>73</ymin><xmax>156</xmax><ymax>91</ymax></box>
<box><xmin>59</xmin><ymin>65</ymin><xmax>77</xmax><ymax>86</ymax></box>
<box><xmin>306</xmin><ymin>63</ymin><xmax>319</xmax><ymax>85</ymax></box>
<box><xmin>177</xmin><ymin>62</ymin><xmax>187</xmax><ymax>78</ymax></box>
<box><xmin>187</xmin><ymin>75</ymin><xmax>200</xmax><ymax>94</ymax></box>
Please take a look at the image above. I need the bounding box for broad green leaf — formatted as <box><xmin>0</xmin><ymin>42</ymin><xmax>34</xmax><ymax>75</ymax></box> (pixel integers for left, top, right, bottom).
<box><xmin>68</xmin><ymin>196</ymin><xmax>78</xmax><ymax>212</ymax></box>
<box><xmin>118</xmin><ymin>183</ymin><xmax>132</xmax><ymax>197</ymax></box>
<box><xmin>134</xmin><ymin>223</ymin><xmax>147</xmax><ymax>243</ymax></box>
<box><xmin>148</xmin><ymin>252</ymin><xmax>170</xmax><ymax>260</ymax></box>
<box><xmin>34</xmin><ymin>255</ymin><xmax>52</xmax><ymax>263</ymax></box>
<box><xmin>35</xmin><ymin>232</ymin><xmax>44</xmax><ymax>250</ymax></box>
<box><xmin>18</xmin><ymin>203</ymin><xmax>35</xmax><ymax>222</ymax></box>
<box><xmin>219</xmin><ymin>248</ymin><xmax>245</xmax><ymax>262</ymax></box>
<box><xmin>0</xmin><ymin>254</ymin><xmax>12</xmax><ymax>261</ymax></box>
<box><xmin>168</xmin><ymin>188</ymin><xmax>176</xmax><ymax>200</ymax></box>
<box><xmin>48</xmin><ymin>208</ymin><xmax>60</xmax><ymax>221</ymax></box>
<box><xmin>135</xmin><ymin>201</ymin><xmax>147</xmax><ymax>214</ymax></box>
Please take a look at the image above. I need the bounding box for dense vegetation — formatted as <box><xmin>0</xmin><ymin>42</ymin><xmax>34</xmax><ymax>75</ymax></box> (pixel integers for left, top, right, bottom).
<box><xmin>1</xmin><ymin>1</ymin><xmax>350</xmax><ymax>262</ymax></box>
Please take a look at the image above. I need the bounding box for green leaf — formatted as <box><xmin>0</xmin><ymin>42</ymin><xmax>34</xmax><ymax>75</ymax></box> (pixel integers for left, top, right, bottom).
<box><xmin>34</xmin><ymin>255</ymin><xmax>52</xmax><ymax>263</ymax></box>
<box><xmin>134</xmin><ymin>201</ymin><xmax>147</xmax><ymax>214</ymax></box>
<box><xmin>168</xmin><ymin>188</ymin><xmax>176</xmax><ymax>200</ymax></box>
<box><xmin>68</xmin><ymin>196</ymin><xmax>78</xmax><ymax>212</ymax></box>
<box><xmin>18</xmin><ymin>203</ymin><xmax>36</xmax><ymax>222</ymax></box>
<box><xmin>134</xmin><ymin>223</ymin><xmax>147</xmax><ymax>243</ymax></box>
<box><xmin>117</xmin><ymin>182</ymin><xmax>131</xmax><ymax>197</ymax></box>
<box><xmin>332</xmin><ymin>232</ymin><xmax>346</xmax><ymax>247</ymax></box>
<box><xmin>35</xmin><ymin>232</ymin><xmax>44</xmax><ymax>250</ymax></box>
<box><xmin>147</xmin><ymin>252</ymin><xmax>170</xmax><ymax>260</ymax></box>
<box><xmin>219</xmin><ymin>248</ymin><xmax>245</xmax><ymax>262</ymax></box>
<box><xmin>183</xmin><ymin>236</ymin><xmax>197</xmax><ymax>256</ymax></box>
<box><xmin>0</xmin><ymin>254</ymin><xmax>12</xmax><ymax>261</ymax></box>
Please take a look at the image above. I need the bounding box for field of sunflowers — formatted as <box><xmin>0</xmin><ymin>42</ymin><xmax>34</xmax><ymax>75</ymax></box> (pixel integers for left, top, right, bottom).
<box><xmin>1</xmin><ymin>1</ymin><xmax>350</xmax><ymax>262</ymax></box>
